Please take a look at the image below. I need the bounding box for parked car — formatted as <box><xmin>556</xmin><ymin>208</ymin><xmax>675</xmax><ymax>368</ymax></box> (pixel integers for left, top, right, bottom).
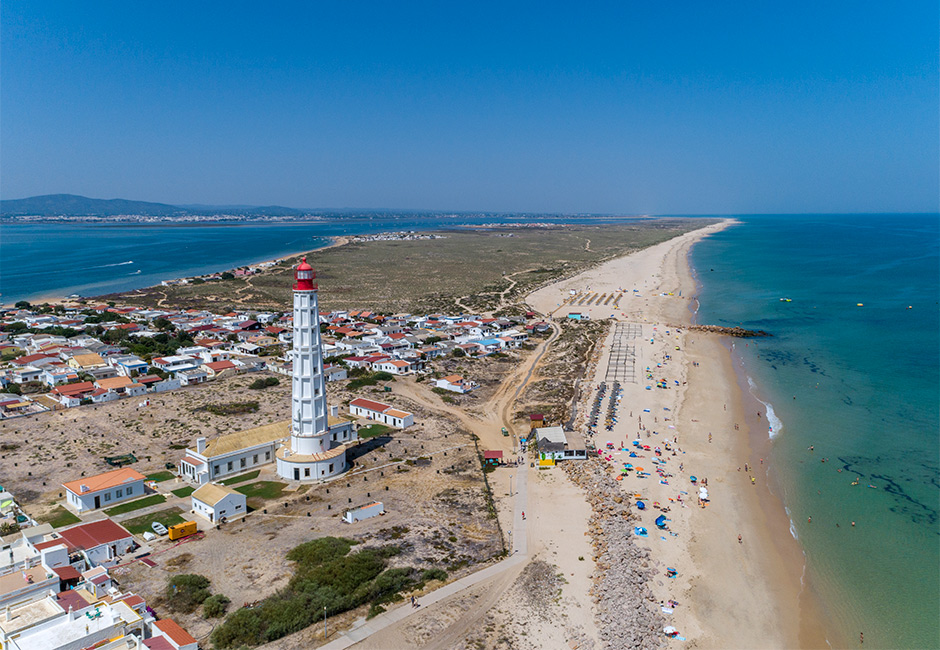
<box><xmin>151</xmin><ymin>522</ymin><xmax>168</xmax><ymax>536</ymax></box>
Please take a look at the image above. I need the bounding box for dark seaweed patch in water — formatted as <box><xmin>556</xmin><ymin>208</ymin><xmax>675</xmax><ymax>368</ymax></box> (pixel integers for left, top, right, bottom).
<box><xmin>758</xmin><ymin>348</ymin><xmax>797</xmax><ymax>367</ymax></box>
<box><xmin>839</xmin><ymin>456</ymin><xmax>939</xmax><ymax>527</ymax></box>
<box><xmin>842</xmin><ymin>395</ymin><xmax>854</xmax><ymax>406</ymax></box>
<box><xmin>802</xmin><ymin>357</ymin><xmax>828</xmax><ymax>376</ymax></box>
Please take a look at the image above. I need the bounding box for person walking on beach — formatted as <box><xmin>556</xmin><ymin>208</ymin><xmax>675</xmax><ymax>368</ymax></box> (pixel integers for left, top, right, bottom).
<box><xmin>737</xmin><ymin>534</ymin><xmax>742</xmax><ymax>544</ymax></box>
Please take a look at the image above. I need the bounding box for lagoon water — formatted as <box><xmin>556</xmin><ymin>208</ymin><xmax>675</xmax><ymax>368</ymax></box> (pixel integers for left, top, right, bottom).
<box><xmin>691</xmin><ymin>215</ymin><xmax>939</xmax><ymax>648</ymax></box>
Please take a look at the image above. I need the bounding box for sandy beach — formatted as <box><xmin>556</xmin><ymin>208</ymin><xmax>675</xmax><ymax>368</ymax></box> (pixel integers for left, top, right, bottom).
<box><xmin>527</xmin><ymin>220</ymin><xmax>828</xmax><ymax>648</ymax></box>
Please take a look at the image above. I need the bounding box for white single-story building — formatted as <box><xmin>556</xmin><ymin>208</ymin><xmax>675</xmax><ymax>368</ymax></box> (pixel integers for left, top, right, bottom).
<box><xmin>434</xmin><ymin>374</ymin><xmax>477</xmax><ymax>394</ymax></box>
<box><xmin>371</xmin><ymin>359</ymin><xmax>413</xmax><ymax>375</ymax></box>
<box><xmin>191</xmin><ymin>483</ymin><xmax>246</xmax><ymax>523</ymax></box>
<box><xmin>35</xmin><ymin>519</ymin><xmax>136</xmax><ymax>568</ymax></box>
<box><xmin>177</xmin><ymin>421</ymin><xmax>288</xmax><ymax>485</ymax></box>
<box><xmin>349</xmin><ymin>398</ymin><xmax>415</xmax><ymax>429</ymax></box>
<box><xmin>63</xmin><ymin>468</ymin><xmax>147</xmax><ymax>512</ymax></box>
<box><xmin>343</xmin><ymin>501</ymin><xmax>384</xmax><ymax>523</ymax></box>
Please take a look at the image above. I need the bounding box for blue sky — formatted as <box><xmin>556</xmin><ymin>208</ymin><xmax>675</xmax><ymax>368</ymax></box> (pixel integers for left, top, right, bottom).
<box><xmin>2</xmin><ymin>2</ymin><xmax>937</xmax><ymax>213</ymax></box>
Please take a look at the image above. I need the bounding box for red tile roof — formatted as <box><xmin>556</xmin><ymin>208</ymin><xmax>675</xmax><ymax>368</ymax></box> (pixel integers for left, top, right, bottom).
<box><xmin>153</xmin><ymin>618</ymin><xmax>197</xmax><ymax>647</ymax></box>
<box><xmin>349</xmin><ymin>398</ymin><xmax>391</xmax><ymax>413</ymax></box>
<box><xmin>483</xmin><ymin>450</ymin><xmax>504</xmax><ymax>459</ymax></box>
<box><xmin>63</xmin><ymin>467</ymin><xmax>145</xmax><ymax>495</ymax></box>
<box><xmin>51</xmin><ymin>381</ymin><xmax>96</xmax><ymax>396</ymax></box>
<box><xmin>205</xmin><ymin>360</ymin><xmax>236</xmax><ymax>372</ymax></box>
<box><xmin>53</xmin><ymin>566</ymin><xmax>82</xmax><ymax>581</ymax></box>
<box><xmin>56</xmin><ymin>519</ymin><xmax>133</xmax><ymax>551</ymax></box>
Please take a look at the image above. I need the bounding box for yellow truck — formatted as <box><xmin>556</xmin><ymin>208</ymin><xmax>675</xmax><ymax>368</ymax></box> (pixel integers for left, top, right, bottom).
<box><xmin>167</xmin><ymin>521</ymin><xmax>198</xmax><ymax>541</ymax></box>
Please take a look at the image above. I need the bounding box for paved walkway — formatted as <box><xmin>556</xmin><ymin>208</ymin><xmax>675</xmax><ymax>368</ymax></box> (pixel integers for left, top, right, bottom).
<box><xmin>322</xmin><ymin>463</ymin><xmax>529</xmax><ymax>649</ymax></box>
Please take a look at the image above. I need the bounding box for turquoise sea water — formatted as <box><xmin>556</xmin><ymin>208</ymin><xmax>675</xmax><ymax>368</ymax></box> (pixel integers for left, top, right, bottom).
<box><xmin>690</xmin><ymin>215</ymin><xmax>939</xmax><ymax>649</ymax></box>
<box><xmin>0</xmin><ymin>215</ymin><xmax>644</xmax><ymax>304</ymax></box>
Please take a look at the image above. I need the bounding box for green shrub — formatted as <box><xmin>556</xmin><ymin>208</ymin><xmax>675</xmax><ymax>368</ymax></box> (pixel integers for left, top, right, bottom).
<box><xmin>166</xmin><ymin>574</ymin><xmax>211</xmax><ymax>613</ymax></box>
<box><xmin>203</xmin><ymin>594</ymin><xmax>231</xmax><ymax>618</ymax></box>
<box><xmin>422</xmin><ymin>568</ymin><xmax>448</xmax><ymax>583</ymax></box>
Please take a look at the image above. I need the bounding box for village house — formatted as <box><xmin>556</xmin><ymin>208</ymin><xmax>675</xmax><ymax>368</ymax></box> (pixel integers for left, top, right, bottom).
<box><xmin>434</xmin><ymin>374</ymin><xmax>478</xmax><ymax>393</ymax></box>
<box><xmin>50</xmin><ymin>381</ymin><xmax>97</xmax><ymax>407</ymax></box>
<box><xmin>63</xmin><ymin>468</ymin><xmax>147</xmax><ymax>512</ymax></box>
<box><xmin>36</xmin><ymin>519</ymin><xmax>137</xmax><ymax>568</ymax></box>
<box><xmin>202</xmin><ymin>359</ymin><xmax>237</xmax><ymax>379</ymax></box>
<box><xmin>371</xmin><ymin>358</ymin><xmax>413</xmax><ymax>375</ymax></box>
<box><xmin>190</xmin><ymin>483</ymin><xmax>247</xmax><ymax>524</ymax></box>
<box><xmin>107</xmin><ymin>354</ymin><xmax>150</xmax><ymax>376</ymax></box>
<box><xmin>349</xmin><ymin>398</ymin><xmax>415</xmax><ymax>429</ymax></box>
<box><xmin>151</xmin><ymin>617</ymin><xmax>199</xmax><ymax>650</ymax></box>
<box><xmin>67</xmin><ymin>352</ymin><xmax>108</xmax><ymax>371</ymax></box>
<box><xmin>151</xmin><ymin>355</ymin><xmax>201</xmax><ymax>374</ymax></box>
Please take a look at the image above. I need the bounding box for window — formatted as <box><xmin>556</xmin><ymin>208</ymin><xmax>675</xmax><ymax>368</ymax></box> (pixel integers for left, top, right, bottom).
<box><xmin>304</xmin><ymin>468</ymin><xmax>310</xmax><ymax>477</ymax></box>
<box><xmin>328</xmin><ymin>463</ymin><xmax>334</xmax><ymax>473</ymax></box>
<box><xmin>127</xmin><ymin>486</ymin><xmax>133</xmax><ymax>495</ymax></box>
<box><xmin>227</xmin><ymin>461</ymin><xmax>233</xmax><ymax>472</ymax></box>
<box><xmin>116</xmin><ymin>489</ymin><xmax>123</xmax><ymax>498</ymax></box>
<box><xmin>104</xmin><ymin>493</ymin><xmax>111</xmax><ymax>502</ymax></box>
<box><xmin>240</xmin><ymin>458</ymin><xmax>246</xmax><ymax>468</ymax></box>
<box><xmin>214</xmin><ymin>465</ymin><xmax>220</xmax><ymax>475</ymax></box>
<box><xmin>235</xmin><ymin>504</ymin><xmax>242</xmax><ymax>510</ymax></box>
<box><xmin>253</xmin><ymin>454</ymin><xmax>258</xmax><ymax>464</ymax></box>
<box><xmin>265</xmin><ymin>451</ymin><xmax>271</xmax><ymax>461</ymax></box>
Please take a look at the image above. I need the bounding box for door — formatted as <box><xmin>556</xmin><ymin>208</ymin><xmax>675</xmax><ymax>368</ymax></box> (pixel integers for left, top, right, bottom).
<box><xmin>294</xmin><ymin>468</ymin><xmax>300</xmax><ymax>480</ymax></box>
<box><xmin>94</xmin><ymin>495</ymin><xmax>100</xmax><ymax>509</ymax></box>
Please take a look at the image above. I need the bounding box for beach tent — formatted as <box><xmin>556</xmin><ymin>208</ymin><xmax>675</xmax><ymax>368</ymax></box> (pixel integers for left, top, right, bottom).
<box><xmin>655</xmin><ymin>515</ymin><xmax>668</xmax><ymax>528</ymax></box>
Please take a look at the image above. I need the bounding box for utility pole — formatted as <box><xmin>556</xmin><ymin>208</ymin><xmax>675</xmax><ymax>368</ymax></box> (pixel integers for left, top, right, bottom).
<box><xmin>323</xmin><ymin>606</ymin><xmax>327</xmax><ymax>639</ymax></box>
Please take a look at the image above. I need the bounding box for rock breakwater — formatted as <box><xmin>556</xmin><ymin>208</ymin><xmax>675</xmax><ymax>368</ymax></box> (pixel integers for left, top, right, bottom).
<box><xmin>685</xmin><ymin>324</ymin><xmax>772</xmax><ymax>337</ymax></box>
<box><xmin>565</xmin><ymin>459</ymin><xmax>666</xmax><ymax>650</ymax></box>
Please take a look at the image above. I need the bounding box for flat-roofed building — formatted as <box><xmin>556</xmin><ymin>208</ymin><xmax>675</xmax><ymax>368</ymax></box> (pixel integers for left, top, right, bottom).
<box><xmin>63</xmin><ymin>468</ymin><xmax>146</xmax><ymax>512</ymax></box>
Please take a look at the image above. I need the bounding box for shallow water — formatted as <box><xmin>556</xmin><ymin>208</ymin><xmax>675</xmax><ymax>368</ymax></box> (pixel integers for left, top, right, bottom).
<box><xmin>691</xmin><ymin>214</ymin><xmax>939</xmax><ymax>648</ymax></box>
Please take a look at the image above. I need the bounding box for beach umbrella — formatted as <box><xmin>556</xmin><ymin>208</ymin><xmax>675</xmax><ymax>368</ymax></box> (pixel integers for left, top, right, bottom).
<box><xmin>689</xmin><ymin>475</ymin><xmax>697</xmax><ymax>482</ymax></box>
<box><xmin>636</xmin><ymin>501</ymin><xmax>645</xmax><ymax>510</ymax></box>
<box><xmin>664</xmin><ymin>626</ymin><xmax>677</xmax><ymax>635</ymax></box>
<box><xmin>655</xmin><ymin>515</ymin><xmax>667</xmax><ymax>527</ymax></box>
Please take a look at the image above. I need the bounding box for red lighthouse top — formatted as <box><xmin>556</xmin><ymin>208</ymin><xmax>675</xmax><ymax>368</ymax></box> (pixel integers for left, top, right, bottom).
<box><xmin>293</xmin><ymin>257</ymin><xmax>317</xmax><ymax>291</ymax></box>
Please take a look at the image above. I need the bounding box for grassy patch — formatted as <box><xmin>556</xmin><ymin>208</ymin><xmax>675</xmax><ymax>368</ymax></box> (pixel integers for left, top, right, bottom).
<box><xmin>37</xmin><ymin>506</ymin><xmax>81</xmax><ymax>529</ymax></box>
<box><xmin>146</xmin><ymin>471</ymin><xmax>176</xmax><ymax>482</ymax></box>
<box><xmin>172</xmin><ymin>486</ymin><xmax>196</xmax><ymax>498</ymax></box>
<box><xmin>357</xmin><ymin>424</ymin><xmax>392</xmax><ymax>439</ymax></box>
<box><xmin>219</xmin><ymin>469</ymin><xmax>261</xmax><ymax>486</ymax></box>
<box><xmin>121</xmin><ymin>507</ymin><xmax>186</xmax><ymax>535</ymax></box>
<box><xmin>104</xmin><ymin>494</ymin><xmax>167</xmax><ymax>516</ymax></box>
<box><xmin>234</xmin><ymin>481</ymin><xmax>287</xmax><ymax>506</ymax></box>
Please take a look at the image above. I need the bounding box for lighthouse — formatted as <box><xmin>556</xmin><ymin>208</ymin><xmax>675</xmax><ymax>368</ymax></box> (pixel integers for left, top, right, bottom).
<box><xmin>276</xmin><ymin>258</ymin><xmax>354</xmax><ymax>481</ymax></box>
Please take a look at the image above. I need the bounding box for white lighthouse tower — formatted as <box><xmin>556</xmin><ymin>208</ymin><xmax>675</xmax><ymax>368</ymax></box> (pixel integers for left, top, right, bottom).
<box><xmin>276</xmin><ymin>258</ymin><xmax>353</xmax><ymax>481</ymax></box>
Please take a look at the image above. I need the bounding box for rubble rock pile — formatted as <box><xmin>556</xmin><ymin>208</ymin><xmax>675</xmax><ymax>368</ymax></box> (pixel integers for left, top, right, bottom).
<box><xmin>565</xmin><ymin>459</ymin><xmax>666</xmax><ymax>650</ymax></box>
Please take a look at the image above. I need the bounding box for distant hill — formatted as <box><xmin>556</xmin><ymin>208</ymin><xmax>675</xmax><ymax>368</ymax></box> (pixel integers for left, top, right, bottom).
<box><xmin>0</xmin><ymin>194</ymin><xmax>311</xmax><ymax>218</ymax></box>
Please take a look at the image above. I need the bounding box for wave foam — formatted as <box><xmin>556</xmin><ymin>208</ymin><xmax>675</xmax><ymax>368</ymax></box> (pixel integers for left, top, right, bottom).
<box><xmin>747</xmin><ymin>375</ymin><xmax>784</xmax><ymax>438</ymax></box>
<box><xmin>91</xmin><ymin>260</ymin><xmax>134</xmax><ymax>268</ymax></box>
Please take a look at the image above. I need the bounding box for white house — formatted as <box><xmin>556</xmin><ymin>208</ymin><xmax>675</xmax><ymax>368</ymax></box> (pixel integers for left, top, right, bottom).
<box><xmin>349</xmin><ymin>398</ymin><xmax>415</xmax><ymax>429</ymax></box>
<box><xmin>372</xmin><ymin>359</ymin><xmax>413</xmax><ymax>375</ymax></box>
<box><xmin>63</xmin><ymin>468</ymin><xmax>146</xmax><ymax>512</ymax></box>
<box><xmin>534</xmin><ymin>425</ymin><xmax>587</xmax><ymax>462</ymax></box>
<box><xmin>191</xmin><ymin>483</ymin><xmax>246</xmax><ymax>524</ymax></box>
<box><xmin>151</xmin><ymin>618</ymin><xmax>199</xmax><ymax>650</ymax></box>
<box><xmin>36</xmin><ymin>519</ymin><xmax>137</xmax><ymax>568</ymax></box>
<box><xmin>323</xmin><ymin>364</ymin><xmax>348</xmax><ymax>382</ymax></box>
<box><xmin>434</xmin><ymin>374</ymin><xmax>478</xmax><ymax>394</ymax></box>
<box><xmin>151</xmin><ymin>355</ymin><xmax>200</xmax><ymax>374</ymax></box>
<box><xmin>178</xmin><ymin>368</ymin><xmax>208</xmax><ymax>386</ymax></box>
